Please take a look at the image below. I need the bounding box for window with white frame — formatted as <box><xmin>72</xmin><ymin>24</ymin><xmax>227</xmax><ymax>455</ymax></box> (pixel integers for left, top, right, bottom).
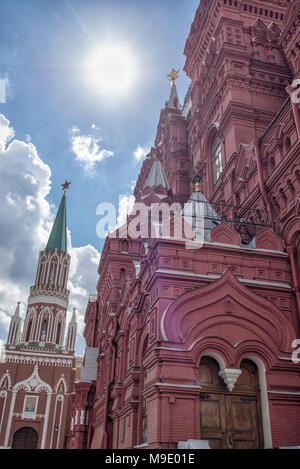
<box><xmin>23</xmin><ymin>395</ymin><xmax>38</xmax><ymax>415</ymax></box>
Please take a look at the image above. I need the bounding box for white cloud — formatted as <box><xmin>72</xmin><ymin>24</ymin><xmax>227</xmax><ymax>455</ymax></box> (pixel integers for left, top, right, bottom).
<box><xmin>0</xmin><ymin>114</ymin><xmax>15</xmax><ymax>151</ymax></box>
<box><xmin>71</xmin><ymin>133</ymin><xmax>114</xmax><ymax>174</ymax></box>
<box><xmin>133</xmin><ymin>143</ymin><xmax>151</xmax><ymax>162</ymax></box>
<box><xmin>0</xmin><ymin>114</ymin><xmax>101</xmax><ymax>355</ymax></box>
<box><xmin>71</xmin><ymin>126</ymin><xmax>80</xmax><ymax>133</ymax></box>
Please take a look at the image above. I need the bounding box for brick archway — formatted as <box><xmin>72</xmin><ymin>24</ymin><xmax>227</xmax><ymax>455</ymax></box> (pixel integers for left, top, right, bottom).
<box><xmin>11</xmin><ymin>427</ymin><xmax>39</xmax><ymax>449</ymax></box>
<box><xmin>199</xmin><ymin>356</ymin><xmax>263</xmax><ymax>449</ymax></box>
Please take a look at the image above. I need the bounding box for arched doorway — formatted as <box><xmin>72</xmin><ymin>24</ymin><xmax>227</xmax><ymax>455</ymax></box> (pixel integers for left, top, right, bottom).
<box><xmin>11</xmin><ymin>427</ymin><xmax>39</xmax><ymax>449</ymax></box>
<box><xmin>199</xmin><ymin>356</ymin><xmax>263</xmax><ymax>449</ymax></box>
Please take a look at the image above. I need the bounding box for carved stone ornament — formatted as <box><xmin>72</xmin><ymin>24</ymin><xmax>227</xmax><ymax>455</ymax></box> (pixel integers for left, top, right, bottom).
<box><xmin>218</xmin><ymin>368</ymin><xmax>242</xmax><ymax>391</ymax></box>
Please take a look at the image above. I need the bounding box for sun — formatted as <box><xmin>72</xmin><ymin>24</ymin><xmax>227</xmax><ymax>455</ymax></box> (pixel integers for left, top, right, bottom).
<box><xmin>86</xmin><ymin>44</ymin><xmax>137</xmax><ymax>96</ymax></box>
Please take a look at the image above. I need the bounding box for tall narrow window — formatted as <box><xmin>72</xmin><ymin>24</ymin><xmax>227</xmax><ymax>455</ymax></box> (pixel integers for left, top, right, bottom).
<box><xmin>38</xmin><ymin>263</ymin><xmax>45</xmax><ymax>285</ymax></box>
<box><xmin>61</xmin><ymin>265</ymin><xmax>67</xmax><ymax>288</ymax></box>
<box><xmin>26</xmin><ymin>320</ymin><xmax>32</xmax><ymax>342</ymax></box>
<box><xmin>142</xmin><ymin>368</ymin><xmax>148</xmax><ymax>443</ymax></box>
<box><xmin>40</xmin><ymin>320</ymin><xmax>47</xmax><ymax>342</ymax></box>
<box><xmin>141</xmin><ymin>398</ymin><xmax>148</xmax><ymax>444</ymax></box>
<box><xmin>212</xmin><ymin>137</ymin><xmax>223</xmax><ymax>185</ymax></box>
<box><xmin>49</xmin><ymin>262</ymin><xmax>57</xmax><ymax>285</ymax></box>
<box><xmin>56</xmin><ymin>322</ymin><xmax>61</xmax><ymax>345</ymax></box>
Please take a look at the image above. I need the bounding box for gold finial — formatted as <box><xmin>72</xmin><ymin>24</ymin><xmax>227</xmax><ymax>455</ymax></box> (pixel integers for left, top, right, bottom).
<box><xmin>167</xmin><ymin>68</ymin><xmax>180</xmax><ymax>84</ymax></box>
<box><xmin>192</xmin><ymin>173</ymin><xmax>201</xmax><ymax>192</ymax></box>
<box><xmin>62</xmin><ymin>180</ymin><xmax>71</xmax><ymax>195</ymax></box>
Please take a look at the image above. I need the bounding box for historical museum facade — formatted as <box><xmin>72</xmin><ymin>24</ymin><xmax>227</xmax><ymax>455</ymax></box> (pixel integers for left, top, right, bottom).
<box><xmin>69</xmin><ymin>0</ymin><xmax>300</xmax><ymax>449</ymax></box>
<box><xmin>0</xmin><ymin>187</ymin><xmax>78</xmax><ymax>449</ymax></box>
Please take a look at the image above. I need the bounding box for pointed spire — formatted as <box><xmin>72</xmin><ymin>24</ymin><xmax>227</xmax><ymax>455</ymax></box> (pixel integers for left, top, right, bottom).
<box><xmin>7</xmin><ymin>302</ymin><xmax>22</xmax><ymax>345</ymax></box>
<box><xmin>71</xmin><ymin>307</ymin><xmax>77</xmax><ymax>322</ymax></box>
<box><xmin>14</xmin><ymin>301</ymin><xmax>21</xmax><ymax>317</ymax></box>
<box><xmin>66</xmin><ymin>307</ymin><xmax>78</xmax><ymax>352</ymax></box>
<box><xmin>144</xmin><ymin>156</ymin><xmax>170</xmax><ymax>191</ymax></box>
<box><xmin>167</xmin><ymin>82</ymin><xmax>180</xmax><ymax>110</ymax></box>
<box><xmin>46</xmin><ymin>183</ymin><xmax>70</xmax><ymax>253</ymax></box>
<box><xmin>185</xmin><ymin>173</ymin><xmax>221</xmax><ymax>239</ymax></box>
<box><xmin>167</xmin><ymin>68</ymin><xmax>180</xmax><ymax>110</ymax></box>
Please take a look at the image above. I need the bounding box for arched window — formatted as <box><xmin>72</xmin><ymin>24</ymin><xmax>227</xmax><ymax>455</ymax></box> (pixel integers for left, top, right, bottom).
<box><xmin>56</xmin><ymin>322</ymin><xmax>61</xmax><ymax>345</ymax></box>
<box><xmin>26</xmin><ymin>320</ymin><xmax>32</xmax><ymax>342</ymax></box>
<box><xmin>49</xmin><ymin>262</ymin><xmax>57</xmax><ymax>285</ymax></box>
<box><xmin>38</xmin><ymin>263</ymin><xmax>45</xmax><ymax>285</ymax></box>
<box><xmin>212</xmin><ymin>137</ymin><xmax>223</xmax><ymax>185</ymax></box>
<box><xmin>40</xmin><ymin>320</ymin><xmax>47</xmax><ymax>342</ymax></box>
<box><xmin>61</xmin><ymin>265</ymin><xmax>67</xmax><ymax>288</ymax></box>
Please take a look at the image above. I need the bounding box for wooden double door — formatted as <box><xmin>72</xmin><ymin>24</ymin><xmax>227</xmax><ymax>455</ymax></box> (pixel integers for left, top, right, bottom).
<box><xmin>199</xmin><ymin>357</ymin><xmax>263</xmax><ymax>449</ymax></box>
<box><xmin>11</xmin><ymin>427</ymin><xmax>39</xmax><ymax>449</ymax></box>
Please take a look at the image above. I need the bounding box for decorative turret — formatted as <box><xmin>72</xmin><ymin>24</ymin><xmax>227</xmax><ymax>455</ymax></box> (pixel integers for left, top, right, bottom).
<box><xmin>185</xmin><ymin>173</ymin><xmax>221</xmax><ymax>241</ymax></box>
<box><xmin>7</xmin><ymin>302</ymin><xmax>22</xmax><ymax>345</ymax></box>
<box><xmin>144</xmin><ymin>156</ymin><xmax>171</xmax><ymax>192</ymax></box>
<box><xmin>65</xmin><ymin>307</ymin><xmax>78</xmax><ymax>352</ymax></box>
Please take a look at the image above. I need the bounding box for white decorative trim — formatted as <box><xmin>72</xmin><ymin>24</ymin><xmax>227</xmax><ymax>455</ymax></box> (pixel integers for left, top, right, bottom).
<box><xmin>268</xmin><ymin>391</ymin><xmax>300</xmax><ymax>395</ymax></box>
<box><xmin>160</xmin><ymin>300</ymin><xmax>175</xmax><ymax>342</ymax></box>
<box><xmin>153</xmin><ymin>238</ymin><xmax>289</xmax><ymax>255</ymax></box>
<box><xmin>28</xmin><ymin>294</ymin><xmax>68</xmax><ymax>308</ymax></box>
<box><xmin>4</xmin><ymin>391</ymin><xmax>17</xmax><ymax>446</ymax></box>
<box><xmin>41</xmin><ymin>392</ymin><xmax>52</xmax><ymax>449</ymax></box>
<box><xmin>55</xmin><ymin>375</ymin><xmax>67</xmax><ymax>394</ymax></box>
<box><xmin>22</xmin><ymin>395</ymin><xmax>39</xmax><ymax>419</ymax></box>
<box><xmin>50</xmin><ymin>393</ymin><xmax>65</xmax><ymax>449</ymax></box>
<box><xmin>156</xmin><ymin>269</ymin><xmax>291</xmax><ymax>289</ymax></box>
<box><xmin>13</xmin><ymin>364</ymin><xmax>52</xmax><ymax>393</ymax></box>
<box><xmin>0</xmin><ymin>370</ymin><xmax>12</xmax><ymax>390</ymax></box>
<box><xmin>80</xmin><ymin>409</ymin><xmax>86</xmax><ymax>425</ymax></box>
<box><xmin>239</xmin><ymin>278</ymin><xmax>291</xmax><ymax>289</ymax></box>
<box><xmin>3</xmin><ymin>354</ymin><xmax>73</xmax><ymax>367</ymax></box>
<box><xmin>0</xmin><ymin>390</ymin><xmax>8</xmax><ymax>435</ymax></box>
<box><xmin>13</xmin><ymin>412</ymin><xmax>44</xmax><ymax>419</ymax></box>
<box><xmin>244</xmin><ymin>355</ymin><xmax>273</xmax><ymax>449</ymax></box>
<box><xmin>153</xmin><ymin>382</ymin><xmax>202</xmax><ymax>389</ymax></box>
<box><xmin>218</xmin><ymin>368</ymin><xmax>242</xmax><ymax>391</ymax></box>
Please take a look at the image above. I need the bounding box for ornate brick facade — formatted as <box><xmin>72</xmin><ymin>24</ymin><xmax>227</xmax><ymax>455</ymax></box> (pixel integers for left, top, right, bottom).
<box><xmin>70</xmin><ymin>0</ymin><xmax>300</xmax><ymax>449</ymax></box>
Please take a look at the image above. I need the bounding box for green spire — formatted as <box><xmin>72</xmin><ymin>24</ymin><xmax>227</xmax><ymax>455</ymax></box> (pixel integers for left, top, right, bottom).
<box><xmin>46</xmin><ymin>192</ymin><xmax>68</xmax><ymax>253</ymax></box>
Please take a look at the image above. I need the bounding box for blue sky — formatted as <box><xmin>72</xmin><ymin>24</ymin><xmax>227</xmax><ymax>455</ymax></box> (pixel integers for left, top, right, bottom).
<box><xmin>0</xmin><ymin>0</ymin><xmax>199</xmax><ymax>354</ymax></box>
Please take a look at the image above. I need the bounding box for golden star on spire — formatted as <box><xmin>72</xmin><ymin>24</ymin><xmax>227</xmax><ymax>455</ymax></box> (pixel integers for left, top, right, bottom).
<box><xmin>167</xmin><ymin>68</ymin><xmax>180</xmax><ymax>84</ymax></box>
<box><xmin>62</xmin><ymin>180</ymin><xmax>71</xmax><ymax>195</ymax></box>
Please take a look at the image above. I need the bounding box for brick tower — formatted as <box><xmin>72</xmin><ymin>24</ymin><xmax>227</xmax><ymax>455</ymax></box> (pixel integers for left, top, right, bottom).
<box><xmin>70</xmin><ymin>1</ymin><xmax>300</xmax><ymax>450</ymax></box>
<box><xmin>0</xmin><ymin>182</ymin><xmax>78</xmax><ymax>449</ymax></box>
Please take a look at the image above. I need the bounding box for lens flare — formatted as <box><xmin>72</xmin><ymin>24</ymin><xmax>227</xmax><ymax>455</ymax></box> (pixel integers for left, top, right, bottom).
<box><xmin>86</xmin><ymin>44</ymin><xmax>137</xmax><ymax>96</ymax></box>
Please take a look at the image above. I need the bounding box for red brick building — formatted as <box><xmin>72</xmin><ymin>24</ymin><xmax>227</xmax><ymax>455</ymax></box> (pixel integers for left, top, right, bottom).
<box><xmin>69</xmin><ymin>0</ymin><xmax>300</xmax><ymax>450</ymax></box>
<box><xmin>0</xmin><ymin>187</ymin><xmax>78</xmax><ymax>449</ymax></box>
